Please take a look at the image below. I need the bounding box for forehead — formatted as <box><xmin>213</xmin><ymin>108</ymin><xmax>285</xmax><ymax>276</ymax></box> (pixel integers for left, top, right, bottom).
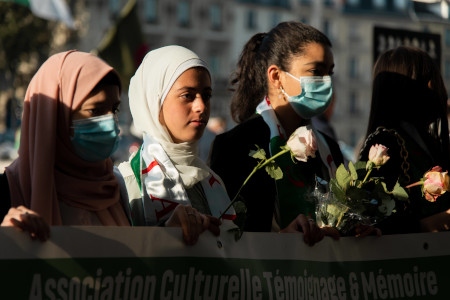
<box><xmin>172</xmin><ymin>67</ymin><xmax>211</xmax><ymax>86</ymax></box>
<box><xmin>81</xmin><ymin>85</ymin><xmax>120</xmax><ymax>106</ymax></box>
<box><xmin>288</xmin><ymin>42</ymin><xmax>334</xmax><ymax>70</ymax></box>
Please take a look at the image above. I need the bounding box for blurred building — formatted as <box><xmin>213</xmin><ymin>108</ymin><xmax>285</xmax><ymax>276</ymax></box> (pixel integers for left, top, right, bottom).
<box><xmin>76</xmin><ymin>0</ymin><xmax>450</xmax><ymax>149</ymax></box>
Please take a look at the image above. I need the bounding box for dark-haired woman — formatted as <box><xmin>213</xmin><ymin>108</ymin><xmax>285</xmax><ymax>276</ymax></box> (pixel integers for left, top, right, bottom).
<box><xmin>359</xmin><ymin>46</ymin><xmax>450</xmax><ymax>234</ymax></box>
<box><xmin>210</xmin><ymin>21</ymin><xmax>347</xmax><ymax>245</ymax></box>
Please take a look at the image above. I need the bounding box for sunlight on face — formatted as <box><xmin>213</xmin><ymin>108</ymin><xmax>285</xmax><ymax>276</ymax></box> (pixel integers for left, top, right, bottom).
<box><xmin>282</xmin><ymin>42</ymin><xmax>334</xmax><ymax>97</ymax></box>
<box><xmin>159</xmin><ymin>67</ymin><xmax>212</xmax><ymax>143</ymax></box>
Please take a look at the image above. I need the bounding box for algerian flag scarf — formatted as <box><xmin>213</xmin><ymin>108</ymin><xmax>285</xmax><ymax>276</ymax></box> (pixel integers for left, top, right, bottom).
<box><xmin>256</xmin><ymin>97</ymin><xmax>336</xmax><ymax>228</ymax></box>
<box><xmin>129</xmin><ymin>134</ymin><xmax>236</xmax><ymax>225</ymax></box>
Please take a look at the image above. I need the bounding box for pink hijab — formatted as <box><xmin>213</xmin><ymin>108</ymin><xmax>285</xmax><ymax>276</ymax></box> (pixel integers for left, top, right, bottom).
<box><xmin>5</xmin><ymin>50</ymin><xmax>130</xmax><ymax>226</ymax></box>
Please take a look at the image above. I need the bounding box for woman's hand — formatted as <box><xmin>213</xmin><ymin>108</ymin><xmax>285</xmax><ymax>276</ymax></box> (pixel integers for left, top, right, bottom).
<box><xmin>420</xmin><ymin>209</ymin><xmax>450</xmax><ymax>232</ymax></box>
<box><xmin>1</xmin><ymin>206</ymin><xmax>50</xmax><ymax>242</ymax></box>
<box><xmin>165</xmin><ymin>205</ymin><xmax>221</xmax><ymax>245</ymax></box>
<box><xmin>354</xmin><ymin>223</ymin><xmax>382</xmax><ymax>237</ymax></box>
<box><xmin>280</xmin><ymin>214</ymin><xmax>339</xmax><ymax>246</ymax></box>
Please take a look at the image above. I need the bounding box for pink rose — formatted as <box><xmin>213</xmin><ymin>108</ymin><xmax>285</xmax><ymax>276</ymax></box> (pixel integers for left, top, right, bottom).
<box><xmin>368</xmin><ymin>144</ymin><xmax>390</xmax><ymax>168</ymax></box>
<box><xmin>286</xmin><ymin>126</ymin><xmax>317</xmax><ymax>162</ymax></box>
<box><xmin>422</xmin><ymin>166</ymin><xmax>450</xmax><ymax>202</ymax></box>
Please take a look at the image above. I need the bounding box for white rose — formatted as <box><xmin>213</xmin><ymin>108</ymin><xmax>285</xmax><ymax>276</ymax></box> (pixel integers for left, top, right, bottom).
<box><xmin>286</xmin><ymin>126</ymin><xmax>317</xmax><ymax>162</ymax></box>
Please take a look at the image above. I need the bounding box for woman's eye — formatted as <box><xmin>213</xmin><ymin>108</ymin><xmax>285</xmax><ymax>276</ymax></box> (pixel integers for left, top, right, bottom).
<box><xmin>182</xmin><ymin>93</ymin><xmax>196</xmax><ymax>101</ymax></box>
<box><xmin>203</xmin><ymin>93</ymin><xmax>212</xmax><ymax>102</ymax></box>
<box><xmin>87</xmin><ymin>109</ymin><xmax>99</xmax><ymax>116</ymax></box>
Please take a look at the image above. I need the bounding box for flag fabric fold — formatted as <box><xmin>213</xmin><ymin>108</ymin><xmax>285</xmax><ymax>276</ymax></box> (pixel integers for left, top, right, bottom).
<box><xmin>3</xmin><ymin>0</ymin><xmax>75</xmax><ymax>28</ymax></box>
<box><xmin>93</xmin><ymin>0</ymin><xmax>148</xmax><ymax>90</ymax></box>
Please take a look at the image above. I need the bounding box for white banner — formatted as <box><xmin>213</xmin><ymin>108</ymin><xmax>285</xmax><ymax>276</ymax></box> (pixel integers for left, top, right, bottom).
<box><xmin>1</xmin><ymin>226</ymin><xmax>449</xmax><ymax>299</ymax></box>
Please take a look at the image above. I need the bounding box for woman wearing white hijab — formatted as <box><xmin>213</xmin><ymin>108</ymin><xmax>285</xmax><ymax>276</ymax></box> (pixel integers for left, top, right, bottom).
<box><xmin>118</xmin><ymin>45</ymin><xmax>235</xmax><ymax>245</ymax></box>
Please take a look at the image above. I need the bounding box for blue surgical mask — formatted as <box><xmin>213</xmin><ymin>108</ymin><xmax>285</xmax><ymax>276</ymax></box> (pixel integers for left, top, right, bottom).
<box><xmin>282</xmin><ymin>73</ymin><xmax>333</xmax><ymax>119</ymax></box>
<box><xmin>71</xmin><ymin>114</ymin><xmax>120</xmax><ymax>162</ymax></box>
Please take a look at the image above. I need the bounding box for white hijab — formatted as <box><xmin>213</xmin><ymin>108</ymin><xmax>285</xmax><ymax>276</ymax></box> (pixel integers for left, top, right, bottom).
<box><xmin>129</xmin><ymin>45</ymin><xmax>210</xmax><ymax>187</ymax></box>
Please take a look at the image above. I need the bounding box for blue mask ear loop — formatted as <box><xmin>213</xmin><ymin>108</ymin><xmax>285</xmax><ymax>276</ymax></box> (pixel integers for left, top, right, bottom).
<box><xmin>282</xmin><ymin>72</ymin><xmax>303</xmax><ymax>98</ymax></box>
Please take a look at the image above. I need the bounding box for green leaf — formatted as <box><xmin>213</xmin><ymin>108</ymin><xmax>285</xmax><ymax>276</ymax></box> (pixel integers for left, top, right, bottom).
<box><xmin>330</xmin><ymin>178</ymin><xmax>347</xmax><ymax>202</ymax></box>
<box><xmin>354</xmin><ymin>161</ymin><xmax>368</xmax><ymax>177</ymax></box>
<box><xmin>326</xmin><ymin>203</ymin><xmax>349</xmax><ymax>228</ymax></box>
<box><xmin>346</xmin><ymin>186</ymin><xmax>369</xmax><ymax>204</ymax></box>
<box><xmin>354</xmin><ymin>161</ymin><xmax>367</xmax><ymax>169</ymax></box>
<box><xmin>348</xmin><ymin>162</ymin><xmax>358</xmax><ymax>181</ymax></box>
<box><xmin>249</xmin><ymin>145</ymin><xmax>266</xmax><ymax>160</ymax></box>
<box><xmin>378</xmin><ymin>198</ymin><xmax>396</xmax><ymax>216</ymax></box>
<box><xmin>389</xmin><ymin>182</ymin><xmax>409</xmax><ymax>201</ymax></box>
<box><xmin>265</xmin><ymin>161</ymin><xmax>283</xmax><ymax>180</ymax></box>
<box><xmin>335</xmin><ymin>164</ymin><xmax>352</xmax><ymax>190</ymax></box>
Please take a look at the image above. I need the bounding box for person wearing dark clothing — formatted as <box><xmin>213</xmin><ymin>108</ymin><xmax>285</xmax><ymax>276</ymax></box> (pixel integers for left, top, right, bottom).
<box><xmin>359</xmin><ymin>46</ymin><xmax>450</xmax><ymax>234</ymax></box>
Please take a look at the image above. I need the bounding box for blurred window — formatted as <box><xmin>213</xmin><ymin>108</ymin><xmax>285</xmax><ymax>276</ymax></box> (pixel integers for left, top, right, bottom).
<box><xmin>349</xmin><ymin>92</ymin><xmax>359</xmax><ymax>115</ymax></box>
<box><xmin>246</xmin><ymin>10</ymin><xmax>257</xmax><ymax>30</ymax></box>
<box><xmin>271</xmin><ymin>12</ymin><xmax>281</xmax><ymax>29</ymax></box>
<box><xmin>393</xmin><ymin>0</ymin><xmax>407</xmax><ymax>10</ymax></box>
<box><xmin>349</xmin><ymin>57</ymin><xmax>358</xmax><ymax>78</ymax></box>
<box><xmin>177</xmin><ymin>0</ymin><xmax>190</xmax><ymax>27</ymax></box>
<box><xmin>209</xmin><ymin>55</ymin><xmax>220</xmax><ymax>76</ymax></box>
<box><xmin>373</xmin><ymin>0</ymin><xmax>386</xmax><ymax>9</ymax></box>
<box><xmin>445</xmin><ymin>60</ymin><xmax>450</xmax><ymax>79</ymax></box>
<box><xmin>445</xmin><ymin>29</ymin><xmax>450</xmax><ymax>47</ymax></box>
<box><xmin>145</xmin><ymin>0</ymin><xmax>158</xmax><ymax>23</ymax></box>
<box><xmin>109</xmin><ymin>0</ymin><xmax>120</xmax><ymax>17</ymax></box>
<box><xmin>210</xmin><ymin>4</ymin><xmax>222</xmax><ymax>30</ymax></box>
<box><xmin>323</xmin><ymin>19</ymin><xmax>331</xmax><ymax>39</ymax></box>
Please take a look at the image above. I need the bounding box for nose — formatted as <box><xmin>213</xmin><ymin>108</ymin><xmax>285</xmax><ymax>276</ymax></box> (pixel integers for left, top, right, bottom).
<box><xmin>192</xmin><ymin>95</ymin><xmax>207</xmax><ymax>113</ymax></box>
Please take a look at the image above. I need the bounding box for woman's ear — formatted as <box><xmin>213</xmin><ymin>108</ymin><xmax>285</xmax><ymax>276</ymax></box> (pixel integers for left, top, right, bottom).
<box><xmin>159</xmin><ymin>104</ymin><xmax>165</xmax><ymax>126</ymax></box>
<box><xmin>267</xmin><ymin>64</ymin><xmax>283</xmax><ymax>89</ymax></box>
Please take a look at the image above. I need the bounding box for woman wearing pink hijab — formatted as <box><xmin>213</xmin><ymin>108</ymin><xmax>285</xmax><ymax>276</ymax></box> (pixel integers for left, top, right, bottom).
<box><xmin>0</xmin><ymin>50</ymin><xmax>131</xmax><ymax>240</ymax></box>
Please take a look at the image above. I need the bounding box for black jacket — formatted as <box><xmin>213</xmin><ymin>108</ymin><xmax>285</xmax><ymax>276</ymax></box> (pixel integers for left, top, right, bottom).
<box><xmin>0</xmin><ymin>173</ymin><xmax>11</xmax><ymax>220</ymax></box>
<box><xmin>210</xmin><ymin>115</ymin><xmax>344</xmax><ymax>232</ymax></box>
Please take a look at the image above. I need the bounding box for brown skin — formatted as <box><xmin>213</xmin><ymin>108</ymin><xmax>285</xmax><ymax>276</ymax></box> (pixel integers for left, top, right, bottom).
<box><xmin>159</xmin><ymin>67</ymin><xmax>212</xmax><ymax>143</ymax></box>
<box><xmin>159</xmin><ymin>67</ymin><xmax>221</xmax><ymax>245</ymax></box>
<box><xmin>267</xmin><ymin>42</ymin><xmax>335</xmax><ymax>137</ymax></box>
<box><xmin>165</xmin><ymin>205</ymin><xmax>221</xmax><ymax>245</ymax></box>
<box><xmin>72</xmin><ymin>85</ymin><xmax>121</xmax><ymax>120</ymax></box>
<box><xmin>2</xmin><ymin>206</ymin><xmax>50</xmax><ymax>242</ymax></box>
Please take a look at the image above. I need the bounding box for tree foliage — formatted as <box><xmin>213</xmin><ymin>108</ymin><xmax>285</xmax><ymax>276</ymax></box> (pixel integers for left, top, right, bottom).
<box><xmin>0</xmin><ymin>3</ymin><xmax>52</xmax><ymax>74</ymax></box>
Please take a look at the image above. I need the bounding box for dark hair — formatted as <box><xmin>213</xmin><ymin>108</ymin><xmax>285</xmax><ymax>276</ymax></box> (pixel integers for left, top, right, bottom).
<box><xmin>372</xmin><ymin>46</ymin><xmax>448</xmax><ymax>104</ymax></box>
<box><xmin>93</xmin><ymin>71</ymin><xmax>122</xmax><ymax>93</ymax></box>
<box><xmin>366</xmin><ymin>46</ymin><xmax>449</xmax><ymax>169</ymax></box>
<box><xmin>229</xmin><ymin>21</ymin><xmax>332</xmax><ymax>123</ymax></box>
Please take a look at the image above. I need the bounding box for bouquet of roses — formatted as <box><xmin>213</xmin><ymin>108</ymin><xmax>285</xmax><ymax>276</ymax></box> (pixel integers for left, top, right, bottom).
<box><xmin>315</xmin><ymin>144</ymin><xmax>409</xmax><ymax>235</ymax></box>
<box><xmin>219</xmin><ymin>126</ymin><xmax>317</xmax><ymax>240</ymax></box>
